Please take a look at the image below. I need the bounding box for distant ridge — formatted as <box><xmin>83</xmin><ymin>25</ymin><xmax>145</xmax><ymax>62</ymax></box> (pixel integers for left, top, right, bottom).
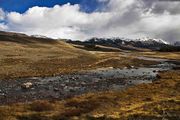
<box><xmin>68</xmin><ymin>37</ymin><xmax>171</xmax><ymax>51</ymax></box>
<box><xmin>0</xmin><ymin>31</ymin><xmax>58</xmax><ymax>44</ymax></box>
<box><xmin>0</xmin><ymin>31</ymin><xmax>179</xmax><ymax>51</ymax></box>
<box><xmin>174</xmin><ymin>41</ymin><xmax>180</xmax><ymax>46</ymax></box>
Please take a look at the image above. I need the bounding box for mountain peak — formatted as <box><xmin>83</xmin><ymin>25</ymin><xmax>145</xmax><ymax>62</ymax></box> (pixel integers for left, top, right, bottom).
<box><xmin>136</xmin><ymin>37</ymin><xmax>169</xmax><ymax>45</ymax></box>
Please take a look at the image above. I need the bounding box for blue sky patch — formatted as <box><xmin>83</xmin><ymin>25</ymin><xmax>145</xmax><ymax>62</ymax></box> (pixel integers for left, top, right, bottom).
<box><xmin>0</xmin><ymin>0</ymin><xmax>104</xmax><ymax>13</ymax></box>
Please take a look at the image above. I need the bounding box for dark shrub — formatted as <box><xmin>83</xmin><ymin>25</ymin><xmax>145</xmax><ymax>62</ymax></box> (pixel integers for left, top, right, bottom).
<box><xmin>30</xmin><ymin>101</ymin><xmax>54</xmax><ymax>112</ymax></box>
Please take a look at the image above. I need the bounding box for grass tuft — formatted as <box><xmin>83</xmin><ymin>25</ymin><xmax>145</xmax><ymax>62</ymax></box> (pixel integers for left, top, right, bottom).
<box><xmin>29</xmin><ymin>101</ymin><xmax>54</xmax><ymax>112</ymax></box>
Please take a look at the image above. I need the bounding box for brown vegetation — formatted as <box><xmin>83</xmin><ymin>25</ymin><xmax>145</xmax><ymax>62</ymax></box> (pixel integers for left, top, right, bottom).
<box><xmin>0</xmin><ymin>37</ymin><xmax>162</xmax><ymax>80</ymax></box>
<box><xmin>29</xmin><ymin>101</ymin><xmax>54</xmax><ymax>112</ymax></box>
<box><xmin>0</xmin><ymin>70</ymin><xmax>179</xmax><ymax>120</ymax></box>
<box><xmin>0</xmin><ymin>32</ymin><xmax>179</xmax><ymax>120</ymax></box>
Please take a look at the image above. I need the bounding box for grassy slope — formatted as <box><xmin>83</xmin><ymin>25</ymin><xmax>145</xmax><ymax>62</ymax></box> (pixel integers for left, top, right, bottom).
<box><xmin>0</xmin><ymin>70</ymin><xmax>179</xmax><ymax>120</ymax></box>
<box><xmin>0</xmin><ymin>34</ymin><xmax>161</xmax><ymax>80</ymax></box>
<box><xmin>0</xmin><ymin>34</ymin><xmax>98</xmax><ymax>80</ymax></box>
<box><xmin>0</xmin><ymin>32</ymin><xmax>180</xmax><ymax>120</ymax></box>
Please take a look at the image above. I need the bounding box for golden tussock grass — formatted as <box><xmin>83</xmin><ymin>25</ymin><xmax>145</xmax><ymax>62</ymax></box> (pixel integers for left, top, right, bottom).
<box><xmin>0</xmin><ymin>70</ymin><xmax>179</xmax><ymax>120</ymax></box>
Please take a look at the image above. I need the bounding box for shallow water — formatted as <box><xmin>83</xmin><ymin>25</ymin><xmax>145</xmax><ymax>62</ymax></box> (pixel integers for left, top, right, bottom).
<box><xmin>0</xmin><ymin>61</ymin><xmax>175</xmax><ymax>104</ymax></box>
<box><xmin>136</xmin><ymin>56</ymin><xmax>168</xmax><ymax>62</ymax></box>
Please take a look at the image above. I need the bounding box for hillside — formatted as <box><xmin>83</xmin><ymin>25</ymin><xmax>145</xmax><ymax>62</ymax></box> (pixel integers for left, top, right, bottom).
<box><xmin>0</xmin><ymin>31</ymin><xmax>98</xmax><ymax>80</ymax></box>
<box><xmin>0</xmin><ymin>31</ymin><xmax>179</xmax><ymax>120</ymax></box>
<box><xmin>0</xmin><ymin>31</ymin><xmax>166</xmax><ymax>80</ymax></box>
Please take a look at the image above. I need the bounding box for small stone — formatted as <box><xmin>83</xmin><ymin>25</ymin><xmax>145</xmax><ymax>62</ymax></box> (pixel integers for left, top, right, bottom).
<box><xmin>71</xmin><ymin>116</ymin><xmax>79</xmax><ymax>120</ymax></box>
<box><xmin>21</xmin><ymin>82</ymin><xmax>33</xmax><ymax>89</ymax></box>
<box><xmin>89</xmin><ymin>114</ymin><xmax>105</xmax><ymax>119</ymax></box>
<box><xmin>53</xmin><ymin>88</ymin><xmax>59</xmax><ymax>91</ymax></box>
<box><xmin>65</xmin><ymin>80</ymin><xmax>70</xmax><ymax>83</ymax></box>
<box><xmin>49</xmin><ymin>80</ymin><xmax>53</xmax><ymax>82</ymax></box>
<box><xmin>0</xmin><ymin>93</ymin><xmax>5</xmax><ymax>96</ymax></box>
<box><xmin>61</xmin><ymin>84</ymin><xmax>66</xmax><ymax>87</ymax></box>
<box><xmin>81</xmin><ymin>82</ymin><xmax>86</xmax><ymax>85</ymax></box>
<box><xmin>108</xmin><ymin>67</ymin><xmax>114</xmax><ymax>69</ymax></box>
<box><xmin>94</xmin><ymin>79</ymin><xmax>99</xmax><ymax>83</ymax></box>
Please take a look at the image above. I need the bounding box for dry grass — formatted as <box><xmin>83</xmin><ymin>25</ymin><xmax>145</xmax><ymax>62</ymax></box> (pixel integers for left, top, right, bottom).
<box><xmin>0</xmin><ymin>34</ymin><xmax>180</xmax><ymax>119</ymax></box>
<box><xmin>0</xmin><ymin>39</ymin><xmax>98</xmax><ymax>79</ymax></box>
<box><xmin>29</xmin><ymin>101</ymin><xmax>54</xmax><ymax>112</ymax></box>
<box><xmin>136</xmin><ymin>51</ymin><xmax>180</xmax><ymax>60</ymax></box>
<box><xmin>0</xmin><ymin>70</ymin><xmax>179</xmax><ymax>120</ymax></box>
<box><xmin>0</xmin><ymin>39</ymin><xmax>161</xmax><ymax>80</ymax></box>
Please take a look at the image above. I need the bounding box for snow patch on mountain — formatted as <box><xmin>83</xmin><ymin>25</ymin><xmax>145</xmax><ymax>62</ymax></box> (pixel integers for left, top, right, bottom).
<box><xmin>86</xmin><ymin>37</ymin><xmax>169</xmax><ymax>45</ymax></box>
<box><xmin>136</xmin><ymin>37</ymin><xmax>169</xmax><ymax>45</ymax></box>
<box><xmin>31</xmin><ymin>35</ymin><xmax>49</xmax><ymax>39</ymax></box>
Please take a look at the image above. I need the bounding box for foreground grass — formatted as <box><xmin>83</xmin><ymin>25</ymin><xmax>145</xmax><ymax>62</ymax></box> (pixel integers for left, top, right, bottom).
<box><xmin>0</xmin><ymin>33</ymin><xmax>179</xmax><ymax>120</ymax></box>
<box><xmin>0</xmin><ymin>70</ymin><xmax>179</xmax><ymax>120</ymax></box>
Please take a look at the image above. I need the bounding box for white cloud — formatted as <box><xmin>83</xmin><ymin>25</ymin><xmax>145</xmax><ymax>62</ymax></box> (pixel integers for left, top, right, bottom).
<box><xmin>0</xmin><ymin>0</ymin><xmax>180</xmax><ymax>43</ymax></box>
<box><xmin>0</xmin><ymin>23</ymin><xmax>8</xmax><ymax>30</ymax></box>
<box><xmin>5</xmin><ymin>3</ymin><xmax>113</xmax><ymax>39</ymax></box>
<box><xmin>0</xmin><ymin>8</ymin><xmax>5</xmax><ymax>20</ymax></box>
<box><xmin>0</xmin><ymin>8</ymin><xmax>8</xmax><ymax>30</ymax></box>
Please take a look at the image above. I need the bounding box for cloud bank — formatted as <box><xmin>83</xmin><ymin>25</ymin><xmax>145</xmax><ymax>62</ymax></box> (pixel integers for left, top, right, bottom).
<box><xmin>0</xmin><ymin>0</ymin><xmax>180</xmax><ymax>43</ymax></box>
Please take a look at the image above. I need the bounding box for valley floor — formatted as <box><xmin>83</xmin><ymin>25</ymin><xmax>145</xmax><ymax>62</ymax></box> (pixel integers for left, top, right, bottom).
<box><xmin>0</xmin><ymin>70</ymin><xmax>179</xmax><ymax>120</ymax></box>
<box><xmin>0</xmin><ymin>40</ymin><xmax>180</xmax><ymax>120</ymax></box>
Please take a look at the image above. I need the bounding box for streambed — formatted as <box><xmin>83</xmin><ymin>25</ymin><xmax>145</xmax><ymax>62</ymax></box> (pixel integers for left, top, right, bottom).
<box><xmin>0</xmin><ymin>57</ymin><xmax>178</xmax><ymax>105</ymax></box>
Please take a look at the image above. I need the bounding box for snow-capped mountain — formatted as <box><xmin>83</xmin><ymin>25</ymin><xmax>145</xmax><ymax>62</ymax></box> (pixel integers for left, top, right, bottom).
<box><xmin>31</xmin><ymin>35</ymin><xmax>49</xmax><ymax>39</ymax></box>
<box><xmin>68</xmin><ymin>37</ymin><xmax>170</xmax><ymax>51</ymax></box>
<box><xmin>136</xmin><ymin>37</ymin><xmax>169</xmax><ymax>45</ymax></box>
<box><xmin>174</xmin><ymin>41</ymin><xmax>180</xmax><ymax>46</ymax></box>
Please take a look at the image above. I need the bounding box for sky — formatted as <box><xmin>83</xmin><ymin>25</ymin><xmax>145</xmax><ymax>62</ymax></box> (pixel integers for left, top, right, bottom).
<box><xmin>0</xmin><ymin>0</ymin><xmax>180</xmax><ymax>43</ymax></box>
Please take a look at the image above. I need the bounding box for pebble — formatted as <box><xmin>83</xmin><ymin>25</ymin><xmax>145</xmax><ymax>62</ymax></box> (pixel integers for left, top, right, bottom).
<box><xmin>61</xmin><ymin>84</ymin><xmax>66</xmax><ymax>87</ymax></box>
<box><xmin>0</xmin><ymin>93</ymin><xmax>5</xmax><ymax>96</ymax></box>
<box><xmin>53</xmin><ymin>88</ymin><xmax>59</xmax><ymax>92</ymax></box>
<box><xmin>21</xmin><ymin>82</ymin><xmax>33</xmax><ymax>89</ymax></box>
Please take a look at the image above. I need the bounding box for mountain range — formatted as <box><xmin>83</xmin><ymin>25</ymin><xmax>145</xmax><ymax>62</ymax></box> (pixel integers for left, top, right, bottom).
<box><xmin>0</xmin><ymin>31</ymin><xmax>179</xmax><ymax>51</ymax></box>
<box><xmin>67</xmin><ymin>37</ymin><xmax>180</xmax><ymax>51</ymax></box>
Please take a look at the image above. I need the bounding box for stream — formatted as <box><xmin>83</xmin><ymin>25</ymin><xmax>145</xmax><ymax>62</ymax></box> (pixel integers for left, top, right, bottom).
<box><xmin>0</xmin><ymin>56</ymin><xmax>178</xmax><ymax>105</ymax></box>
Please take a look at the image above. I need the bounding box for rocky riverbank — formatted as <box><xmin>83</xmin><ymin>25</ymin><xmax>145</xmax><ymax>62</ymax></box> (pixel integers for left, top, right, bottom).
<box><xmin>0</xmin><ymin>58</ymin><xmax>177</xmax><ymax>105</ymax></box>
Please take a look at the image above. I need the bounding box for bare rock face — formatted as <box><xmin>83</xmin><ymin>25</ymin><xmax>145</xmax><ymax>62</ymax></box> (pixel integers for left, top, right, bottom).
<box><xmin>21</xmin><ymin>82</ymin><xmax>33</xmax><ymax>89</ymax></box>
